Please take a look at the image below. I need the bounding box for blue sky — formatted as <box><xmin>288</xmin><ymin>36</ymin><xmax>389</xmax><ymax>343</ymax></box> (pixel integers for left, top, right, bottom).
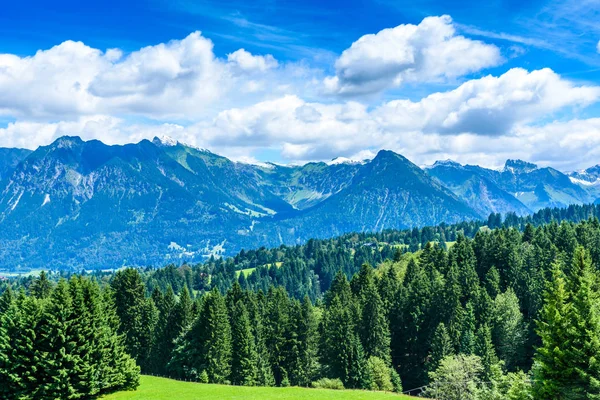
<box><xmin>0</xmin><ymin>0</ymin><xmax>600</xmax><ymax>169</ymax></box>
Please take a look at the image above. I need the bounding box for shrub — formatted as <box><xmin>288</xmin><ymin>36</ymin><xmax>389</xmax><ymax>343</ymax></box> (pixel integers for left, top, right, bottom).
<box><xmin>311</xmin><ymin>378</ymin><xmax>345</xmax><ymax>390</ymax></box>
<box><xmin>199</xmin><ymin>370</ymin><xmax>209</xmax><ymax>384</ymax></box>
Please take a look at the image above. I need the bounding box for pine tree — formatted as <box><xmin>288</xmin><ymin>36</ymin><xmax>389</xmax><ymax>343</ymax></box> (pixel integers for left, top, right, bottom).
<box><xmin>231</xmin><ymin>300</ymin><xmax>258</xmax><ymax>386</ymax></box>
<box><xmin>474</xmin><ymin>324</ymin><xmax>500</xmax><ymax>383</ymax></box>
<box><xmin>360</xmin><ymin>282</ymin><xmax>391</xmax><ymax>364</ymax></box>
<box><xmin>295</xmin><ymin>296</ymin><xmax>319</xmax><ymax>387</ymax></box>
<box><xmin>324</xmin><ymin>271</ymin><xmax>352</xmax><ymax>307</ymax></box>
<box><xmin>532</xmin><ymin>261</ymin><xmax>573</xmax><ymax>399</ymax></box>
<box><xmin>111</xmin><ymin>268</ymin><xmax>157</xmax><ymax>369</ymax></box>
<box><xmin>391</xmin><ymin>257</ymin><xmax>434</xmax><ymax>389</ymax></box>
<box><xmin>460</xmin><ymin>301</ymin><xmax>476</xmax><ymax>355</ymax></box>
<box><xmin>320</xmin><ymin>294</ymin><xmax>369</xmax><ymax>388</ymax></box>
<box><xmin>492</xmin><ymin>288</ymin><xmax>526</xmax><ymax>370</ymax></box>
<box><xmin>0</xmin><ymin>294</ymin><xmax>41</xmax><ymax>398</ymax></box>
<box><xmin>149</xmin><ymin>286</ymin><xmax>176</xmax><ymax>374</ymax></box>
<box><xmin>346</xmin><ymin>332</ymin><xmax>372</xmax><ymax>390</ymax></box>
<box><xmin>562</xmin><ymin>247</ymin><xmax>600</xmax><ymax>398</ymax></box>
<box><xmin>67</xmin><ymin>277</ymin><xmax>98</xmax><ymax>397</ymax></box>
<box><xmin>97</xmin><ymin>285</ymin><xmax>140</xmax><ymax>393</ymax></box>
<box><xmin>30</xmin><ymin>270</ymin><xmax>53</xmax><ymax>299</ymax></box>
<box><xmin>246</xmin><ymin>292</ymin><xmax>275</xmax><ymax>387</ymax></box>
<box><xmin>428</xmin><ymin>322</ymin><xmax>454</xmax><ymax>373</ymax></box>
<box><xmin>0</xmin><ymin>286</ymin><xmax>13</xmax><ymax>314</ymax></box>
<box><xmin>36</xmin><ymin>279</ymin><xmax>76</xmax><ymax>399</ymax></box>
<box><xmin>174</xmin><ymin>286</ymin><xmax>194</xmax><ymax>330</ymax></box>
<box><xmin>170</xmin><ymin>288</ymin><xmax>231</xmax><ymax>383</ymax></box>
<box><xmin>264</xmin><ymin>287</ymin><xmax>290</xmax><ymax>385</ymax></box>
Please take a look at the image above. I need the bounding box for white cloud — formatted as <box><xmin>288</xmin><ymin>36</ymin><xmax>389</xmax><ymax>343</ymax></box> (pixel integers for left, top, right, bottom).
<box><xmin>375</xmin><ymin>68</ymin><xmax>600</xmax><ymax>135</ymax></box>
<box><xmin>324</xmin><ymin>15</ymin><xmax>502</xmax><ymax>95</ymax></box>
<box><xmin>0</xmin><ymin>32</ymin><xmax>295</xmax><ymax>120</ymax></box>
<box><xmin>227</xmin><ymin>49</ymin><xmax>278</xmax><ymax>72</ymax></box>
<box><xmin>0</xmin><ymin>116</ymin><xmax>124</xmax><ymax>149</ymax></box>
<box><xmin>597</xmin><ymin>40</ymin><xmax>600</xmax><ymax>53</ymax></box>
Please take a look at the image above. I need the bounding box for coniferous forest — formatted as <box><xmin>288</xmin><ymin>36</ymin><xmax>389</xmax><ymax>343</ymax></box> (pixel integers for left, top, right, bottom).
<box><xmin>4</xmin><ymin>204</ymin><xmax>600</xmax><ymax>398</ymax></box>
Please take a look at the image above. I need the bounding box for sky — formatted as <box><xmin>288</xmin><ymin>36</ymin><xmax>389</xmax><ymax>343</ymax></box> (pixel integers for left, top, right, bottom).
<box><xmin>1</xmin><ymin>0</ymin><xmax>600</xmax><ymax>170</ymax></box>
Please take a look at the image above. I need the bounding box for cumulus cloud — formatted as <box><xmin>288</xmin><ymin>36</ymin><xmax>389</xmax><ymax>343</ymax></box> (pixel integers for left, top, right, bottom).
<box><xmin>0</xmin><ymin>116</ymin><xmax>124</xmax><ymax>149</ymax></box>
<box><xmin>597</xmin><ymin>40</ymin><xmax>600</xmax><ymax>53</ymax></box>
<box><xmin>227</xmin><ymin>49</ymin><xmax>278</xmax><ymax>72</ymax></box>
<box><xmin>375</xmin><ymin>68</ymin><xmax>600</xmax><ymax>135</ymax></box>
<box><xmin>0</xmin><ymin>32</ymin><xmax>293</xmax><ymax>120</ymax></box>
<box><xmin>324</xmin><ymin>15</ymin><xmax>502</xmax><ymax>95</ymax></box>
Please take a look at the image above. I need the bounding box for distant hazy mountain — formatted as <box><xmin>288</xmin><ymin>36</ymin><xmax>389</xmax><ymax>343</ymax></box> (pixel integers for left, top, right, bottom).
<box><xmin>429</xmin><ymin>159</ymin><xmax>593</xmax><ymax>212</ymax></box>
<box><xmin>427</xmin><ymin>160</ymin><xmax>532</xmax><ymax>216</ymax></box>
<box><xmin>0</xmin><ymin>136</ymin><xmax>598</xmax><ymax>270</ymax></box>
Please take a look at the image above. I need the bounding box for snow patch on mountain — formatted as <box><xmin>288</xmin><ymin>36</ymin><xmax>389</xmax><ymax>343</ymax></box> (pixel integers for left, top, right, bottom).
<box><xmin>570</xmin><ymin>176</ymin><xmax>600</xmax><ymax>186</ymax></box>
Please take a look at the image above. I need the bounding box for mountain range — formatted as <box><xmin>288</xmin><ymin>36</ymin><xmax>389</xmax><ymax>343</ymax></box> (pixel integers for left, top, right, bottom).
<box><xmin>0</xmin><ymin>136</ymin><xmax>598</xmax><ymax>270</ymax></box>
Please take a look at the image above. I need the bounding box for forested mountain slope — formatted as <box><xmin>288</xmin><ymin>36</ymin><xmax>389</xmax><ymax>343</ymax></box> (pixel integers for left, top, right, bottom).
<box><xmin>1</xmin><ymin>135</ymin><xmax>600</xmax><ymax>271</ymax></box>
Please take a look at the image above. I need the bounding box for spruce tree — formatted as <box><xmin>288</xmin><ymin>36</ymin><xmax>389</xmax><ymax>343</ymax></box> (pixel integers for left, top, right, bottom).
<box><xmin>36</xmin><ymin>279</ymin><xmax>76</xmax><ymax>399</ymax></box>
<box><xmin>360</xmin><ymin>282</ymin><xmax>391</xmax><ymax>364</ymax></box>
<box><xmin>111</xmin><ymin>268</ymin><xmax>157</xmax><ymax>369</ymax></box>
<box><xmin>246</xmin><ymin>292</ymin><xmax>275</xmax><ymax>387</ymax></box>
<box><xmin>231</xmin><ymin>300</ymin><xmax>258</xmax><ymax>386</ymax></box>
<box><xmin>0</xmin><ymin>286</ymin><xmax>13</xmax><ymax>314</ymax></box>
<box><xmin>428</xmin><ymin>322</ymin><xmax>454</xmax><ymax>373</ymax></box>
<box><xmin>264</xmin><ymin>287</ymin><xmax>290</xmax><ymax>385</ymax></box>
<box><xmin>295</xmin><ymin>296</ymin><xmax>319</xmax><ymax>387</ymax></box>
<box><xmin>97</xmin><ymin>285</ymin><xmax>140</xmax><ymax>393</ymax></box>
<box><xmin>31</xmin><ymin>270</ymin><xmax>53</xmax><ymax>299</ymax></box>
<box><xmin>532</xmin><ymin>261</ymin><xmax>573</xmax><ymax>399</ymax></box>
<box><xmin>0</xmin><ymin>294</ymin><xmax>41</xmax><ymax>398</ymax></box>
<box><xmin>170</xmin><ymin>288</ymin><xmax>231</xmax><ymax>383</ymax></box>
<box><xmin>474</xmin><ymin>324</ymin><xmax>500</xmax><ymax>383</ymax></box>
<box><xmin>562</xmin><ymin>247</ymin><xmax>600</xmax><ymax>398</ymax></box>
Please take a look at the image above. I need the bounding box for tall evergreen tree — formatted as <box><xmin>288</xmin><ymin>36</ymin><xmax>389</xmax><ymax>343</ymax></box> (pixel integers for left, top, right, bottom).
<box><xmin>428</xmin><ymin>322</ymin><xmax>454</xmax><ymax>374</ymax></box>
<box><xmin>360</xmin><ymin>281</ymin><xmax>391</xmax><ymax>364</ymax></box>
<box><xmin>532</xmin><ymin>261</ymin><xmax>573</xmax><ymax>399</ymax></box>
<box><xmin>30</xmin><ymin>271</ymin><xmax>53</xmax><ymax>299</ymax></box>
<box><xmin>562</xmin><ymin>247</ymin><xmax>600</xmax><ymax>398</ymax></box>
<box><xmin>0</xmin><ymin>294</ymin><xmax>41</xmax><ymax>398</ymax></box>
<box><xmin>111</xmin><ymin>268</ymin><xmax>157</xmax><ymax>369</ymax></box>
<box><xmin>230</xmin><ymin>300</ymin><xmax>258</xmax><ymax>386</ymax></box>
<box><xmin>264</xmin><ymin>287</ymin><xmax>290</xmax><ymax>385</ymax></box>
<box><xmin>170</xmin><ymin>288</ymin><xmax>232</xmax><ymax>383</ymax></box>
<box><xmin>36</xmin><ymin>280</ymin><xmax>76</xmax><ymax>399</ymax></box>
<box><xmin>474</xmin><ymin>324</ymin><xmax>500</xmax><ymax>383</ymax></box>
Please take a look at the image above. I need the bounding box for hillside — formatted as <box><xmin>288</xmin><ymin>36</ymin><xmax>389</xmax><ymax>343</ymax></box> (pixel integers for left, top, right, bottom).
<box><xmin>101</xmin><ymin>376</ymin><xmax>414</xmax><ymax>400</ymax></box>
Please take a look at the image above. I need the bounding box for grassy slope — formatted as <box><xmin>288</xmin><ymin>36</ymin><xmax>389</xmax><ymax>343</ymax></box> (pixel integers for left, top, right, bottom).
<box><xmin>101</xmin><ymin>376</ymin><xmax>415</xmax><ymax>400</ymax></box>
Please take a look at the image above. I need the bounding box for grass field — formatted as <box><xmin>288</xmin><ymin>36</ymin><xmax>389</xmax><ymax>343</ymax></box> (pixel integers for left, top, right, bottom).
<box><xmin>101</xmin><ymin>375</ymin><xmax>416</xmax><ymax>400</ymax></box>
<box><xmin>235</xmin><ymin>262</ymin><xmax>284</xmax><ymax>278</ymax></box>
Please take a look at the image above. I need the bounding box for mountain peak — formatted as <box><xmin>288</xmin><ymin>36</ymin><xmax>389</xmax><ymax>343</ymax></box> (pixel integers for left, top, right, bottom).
<box><xmin>152</xmin><ymin>135</ymin><xmax>179</xmax><ymax>147</ymax></box>
<box><xmin>431</xmin><ymin>159</ymin><xmax>462</xmax><ymax>169</ymax></box>
<box><xmin>49</xmin><ymin>135</ymin><xmax>84</xmax><ymax>149</ymax></box>
<box><xmin>326</xmin><ymin>157</ymin><xmax>366</xmax><ymax>166</ymax></box>
<box><xmin>504</xmin><ymin>159</ymin><xmax>538</xmax><ymax>174</ymax></box>
<box><xmin>373</xmin><ymin>149</ymin><xmax>405</xmax><ymax>162</ymax></box>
